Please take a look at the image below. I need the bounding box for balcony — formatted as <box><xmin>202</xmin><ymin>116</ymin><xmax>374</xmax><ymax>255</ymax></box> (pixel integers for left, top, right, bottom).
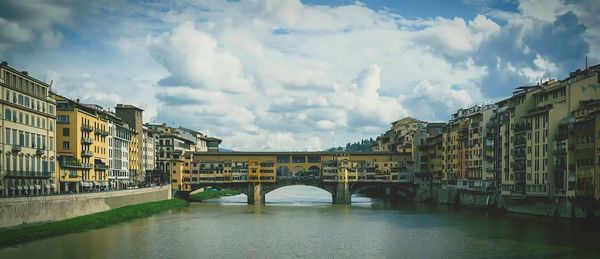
<box><xmin>513</xmin><ymin>151</ymin><xmax>526</xmax><ymax>159</ymax></box>
<box><xmin>61</xmin><ymin>161</ymin><xmax>92</xmax><ymax>169</ymax></box>
<box><xmin>81</xmin><ymin>150</ymin><xmax>94</xmax><ymax>157</ymax></box>
<box><xmin>514</xmin><ymin>122</ymin><xmax>531</xmax><ymax>133</ymax></box>
<box><xmin>81</xmin><ymin>124</ymin><xmax>94</xmax><ymax>132</ymax></box>
<box><xmin>81</xmin><ymin>137</ymin><xmax>94</xmax><ymax>145</ymax></box>
<box><xmin>11</xmin><ymin>145</ymin><xmax>22</xmax><ymax>153</ymax></box>
<box><xmin>94</xmin><ymin>163</ymin><xmax>109</xmax><ymax>170</ymax></box>
<box><xmin>513</xmin><ymin>164</ymin><xmax>526</xmax><ymax>172</ymax></box>
<box><xmin>514</xmin><ymin>137</ymin><xmax>526</xmax><ymax>146</ymax></box>
<box><xmin>95</xmin><ymin>128</ymin><xmax>110</xmax><ymax>136</ymax></box>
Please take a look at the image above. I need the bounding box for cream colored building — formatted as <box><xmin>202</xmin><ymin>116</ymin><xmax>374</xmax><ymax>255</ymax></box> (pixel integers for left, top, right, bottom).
<box><xmin>0</xmin><ymin>62</ymin><xmax>57</xmax><ymax>196</ymax></box>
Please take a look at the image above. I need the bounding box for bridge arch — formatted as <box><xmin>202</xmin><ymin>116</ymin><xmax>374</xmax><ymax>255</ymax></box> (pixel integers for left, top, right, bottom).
<box><xmin>263</xmin><ymin>183</ymin><xmax>334</xmax><ymax>196</ymax></box>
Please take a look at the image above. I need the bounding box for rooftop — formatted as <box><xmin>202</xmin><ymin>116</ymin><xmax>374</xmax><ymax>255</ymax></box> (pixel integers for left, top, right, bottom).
<box><xmin>116</xmin><ymin>104</ymin><xmax>144</xmax><ymax>111</ymax></box>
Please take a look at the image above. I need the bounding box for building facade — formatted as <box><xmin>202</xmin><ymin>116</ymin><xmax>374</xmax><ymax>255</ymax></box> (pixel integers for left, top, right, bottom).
<box><xmin>0</xmin><ymin>62</ymin><xmax>58</xmax><ymax>196</ymax></box>
<box><xmin>54</xmin><ymin>95</ymin><xmax>110</xmax><ymax>193</ymax></box>
<box><xmin>115</xmin><ymin>104</ymin><xmax>144</xmax><ymax>185</ymax></box>
<box><xmin>142</xmin><ymin>125</ymin><xmax>158</xmax><ymax>182</ymax></box>
<box><xmin>108</xmin><ymin>113</ymin><xmax>134</xmax><ymax>189</ymax></box>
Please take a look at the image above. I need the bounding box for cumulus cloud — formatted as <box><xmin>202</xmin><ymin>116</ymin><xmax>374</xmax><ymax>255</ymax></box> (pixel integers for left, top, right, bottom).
<box><xmin>2</xmin><ymin>0</ymin><xmax>599</xmax><ymax>151</ymax></box>
<box><xmin>149</xmin><ymin>22</ymin><xmax>254</xmax><ymax>93</ymax></box>
<box><xmin>0</xmin><ymin>0</ymin><xmax>73</xmax><ymax>55</ymax></box>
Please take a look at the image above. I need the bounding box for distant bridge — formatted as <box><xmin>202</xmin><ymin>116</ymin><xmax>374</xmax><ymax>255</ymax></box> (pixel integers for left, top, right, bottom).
<box><xmin>189</xmin><ymin>176</ymin><xmax>416</xmax><ymax>204</ymax></box>
<box><xmin>169</xmin><ymin>151</ymin><xmax>416</xmax><ymax>204</ymax></box>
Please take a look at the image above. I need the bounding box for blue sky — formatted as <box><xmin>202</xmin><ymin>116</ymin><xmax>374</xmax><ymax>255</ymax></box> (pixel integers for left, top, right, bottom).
<box><xmin>1</xmin><ymin>0</ymin><xmax>599</xmax><ymax>150</ymax></box>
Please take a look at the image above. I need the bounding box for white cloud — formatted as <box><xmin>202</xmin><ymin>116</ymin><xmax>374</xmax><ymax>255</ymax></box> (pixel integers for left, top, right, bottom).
<box><xmin>149</xmin><ymin>21</ymin><xmax>254</xmax><ymax>93</ymax></box>
<box><xmin>4</xmin><ymin>0</ymin><xmax>599</xmax><ymax>151</ymax></box>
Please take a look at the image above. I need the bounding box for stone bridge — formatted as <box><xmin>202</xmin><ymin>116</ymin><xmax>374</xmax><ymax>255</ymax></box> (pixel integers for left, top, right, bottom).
<box><xmin>185</xmin><ymin>176</ymin><xmax>415</xmax><ymax>204</ymax></box>
<box><xmin>169</xmin><ymin>151</ymin><xmax>417</xmax><ymax>204</ymax></box>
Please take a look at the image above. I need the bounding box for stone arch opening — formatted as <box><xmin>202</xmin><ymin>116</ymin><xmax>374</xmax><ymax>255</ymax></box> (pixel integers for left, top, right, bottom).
<box><xmin>293</xmin><ymin>166</ymin><xmax>304</xmax><ymax>176</ymax></box>
<box><xmin>276</xmin><ymin>166</ymin><xmax>291</xmax><ymax>177</ymax></box>
<box><xmin>306</xmin><ymin>166</ymin><xmax>320</xmax><ymax>176</ymax></box>
<box><xmin>264</xmin><ymin>185</ymin><xmax>333</xmax><ymax>204</ymax></box>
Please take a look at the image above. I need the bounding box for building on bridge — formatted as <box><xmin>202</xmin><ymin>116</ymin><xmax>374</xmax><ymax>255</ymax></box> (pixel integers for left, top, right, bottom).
<box><xmin>170</xmin><ymin>151</ymin><xmax>413</xmax><ymax>204</ymax></box>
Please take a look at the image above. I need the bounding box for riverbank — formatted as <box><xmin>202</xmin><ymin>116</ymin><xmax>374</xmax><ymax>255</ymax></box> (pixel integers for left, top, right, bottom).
<box><xmin>0</xmin><ymin>198</ymin><xmax>188</xmax><ymax>248</ymax></box>
<box><xmin>190</xmin><ymin>189</ymin><xmax>241</xmax><ymax>202</ymax></box>
<box><xmin>416</xmin><ymin>185</ymin><xmax>600</xmax><ymax>219</ymax></box>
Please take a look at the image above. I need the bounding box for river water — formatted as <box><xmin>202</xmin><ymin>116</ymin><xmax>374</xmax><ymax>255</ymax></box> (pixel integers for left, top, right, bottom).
<box><xmin>2</xmin><ymin>185</ymin><xmax>600</xmax><ymax>259</ymax></box>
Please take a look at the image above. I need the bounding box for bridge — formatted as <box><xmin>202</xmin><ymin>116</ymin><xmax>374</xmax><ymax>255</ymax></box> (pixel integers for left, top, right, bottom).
<box><xmin>169</xmin><ymin>151</ymin><xmax>417</xmax><ymax>204</ymax></box>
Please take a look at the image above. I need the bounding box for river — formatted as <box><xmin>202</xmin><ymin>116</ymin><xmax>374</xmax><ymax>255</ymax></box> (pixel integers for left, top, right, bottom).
<box><xmin>1</xmin><ymin>185</ymin><xmax>599</xmax><ymax>258</ymax></box>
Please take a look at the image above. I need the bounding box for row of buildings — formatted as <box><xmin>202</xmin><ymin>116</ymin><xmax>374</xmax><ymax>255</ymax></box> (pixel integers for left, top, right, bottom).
<box><xmin>373</xmin><ymin>64</ymin><xmax>600</xmax><ymax>201</ymax></box>
<box><xmin>0</xmin><ymin>61</ymin><xmax>221</xmax><ymax>196</ymax></box>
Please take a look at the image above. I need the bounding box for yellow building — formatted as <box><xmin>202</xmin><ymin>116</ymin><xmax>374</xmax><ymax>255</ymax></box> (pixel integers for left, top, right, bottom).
<box><xmin>53</xmin><ymin>94</ymin><xmax>109</xmax><ymax>192</ymax></box>
<box><xmin>0</xmin><ymin>61</ymin><xmax>58</xmax><ymax>196</ymax></box>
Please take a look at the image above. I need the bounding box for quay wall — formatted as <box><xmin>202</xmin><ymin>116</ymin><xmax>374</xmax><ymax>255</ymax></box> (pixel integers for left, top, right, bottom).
<box><xmin>415</xmin><ymin>184</ymin><xmax>596</xmax><ymax>218</ymax></box>
<box><xmin>0</xmin><ymin>186</ymin><xmax>172</xmax><ymax>229</ymax></box>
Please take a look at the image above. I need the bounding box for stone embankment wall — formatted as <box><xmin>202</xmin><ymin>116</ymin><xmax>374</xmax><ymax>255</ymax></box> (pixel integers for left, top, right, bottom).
<box><xmin>417</xmin><ymin>184</ymin><xmax>596</xmax><ymax>218</ymax></box>
<box><xmin>0</xmin><ymin>186</ymin><xmax>172</xmax><ymax>229</ymax></box>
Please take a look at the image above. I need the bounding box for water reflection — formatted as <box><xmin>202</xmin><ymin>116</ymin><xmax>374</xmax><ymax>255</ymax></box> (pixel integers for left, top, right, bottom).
<box><xmin>207</xmin><ymin>185</ymin><xmax>374</xmax><ymax>206</ymax></box>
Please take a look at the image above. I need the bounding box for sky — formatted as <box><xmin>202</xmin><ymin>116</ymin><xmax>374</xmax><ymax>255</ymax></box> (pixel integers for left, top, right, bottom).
<box><xmin>0</xmin><ymin>0</ymin><xmax>598</xmax><ymax>151</ymax></box>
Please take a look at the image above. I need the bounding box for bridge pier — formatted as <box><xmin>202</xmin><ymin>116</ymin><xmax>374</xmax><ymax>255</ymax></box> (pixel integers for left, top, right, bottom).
<box><xmin>385</xmin><ymin>186</ymin><xmax>398</xmax><ymax>202</ymax></box>
<box><xmin>247</xmin><ymin>183</ymin><xmax>265</xmax><ymax>204</ymax></box>
<box><xmin>333</xmin><ymin>182</ymin><xmax>351</xmax><ymax>204</ymax></box>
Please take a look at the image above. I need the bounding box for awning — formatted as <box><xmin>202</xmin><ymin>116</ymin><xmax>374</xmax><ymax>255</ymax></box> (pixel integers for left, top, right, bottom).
<box><xmin>94</xmin><ymin>182</ymin><xmax>100</xmax><ymax>186</ymax></box>
<box><xmin>10</xmin><ymin>186</ymin><xmax>15</xmax><ymax>191</ymax></box>
<box><xmin>29</xmin><ymin>185</ymin><xmax>35</xmax><ymax>190</ymax></box>
<box><xmin>35</xmin><ymin>185</ymin><xmax>41</xmax><ymax>190</ymax></box>
<box><xmin>568</xmin><ymin>175</ymin><xmax>576</xmax><ymax>182</ymax></box>
<box><xmin>17</xmin><ymin>186</ymin><xmax>23</xmax><ymax>190</ymax></box>
<box><xmin>46</xmin><ymin>185</ymin><xmax>51</xmax><ymax>189</ymax></box>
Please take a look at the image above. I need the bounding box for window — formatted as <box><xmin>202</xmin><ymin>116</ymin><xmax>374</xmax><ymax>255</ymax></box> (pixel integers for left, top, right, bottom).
<box><xmin>5</xmin><ymin>128</ymin><xmax>10</xmax><ymax>145</ymax></box>
<box><xmin>57</xmin><ymin>115</ymin><xmax>69</xmax><ymax>123</ymax></box>
<box><xmin>63</xmin><ymin>141</ymin><xmax>70</xmax><ymax>150</ymax></box>
<box><xmin>4</xmin><ymin>109</ymin><xmax>10</xmax><ymax>120</ymax></box>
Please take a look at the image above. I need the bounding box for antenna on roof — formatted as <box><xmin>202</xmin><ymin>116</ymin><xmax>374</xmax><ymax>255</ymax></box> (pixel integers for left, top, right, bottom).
<box><xmin>585</xmin><ymin>56</ymin><xmax>588</xmax><ymax>69</ymax></box>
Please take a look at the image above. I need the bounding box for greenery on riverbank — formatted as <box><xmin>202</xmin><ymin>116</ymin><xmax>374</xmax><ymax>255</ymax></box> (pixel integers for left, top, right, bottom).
<box><xmin>0</xmin><ymin>198</ymin><xmax>188</xmax><ymax>248</ymax></box>
<box><xmin>190</xmin><ymin>189</ymin><xmax>241</xmax><ymax>202</ymax></box>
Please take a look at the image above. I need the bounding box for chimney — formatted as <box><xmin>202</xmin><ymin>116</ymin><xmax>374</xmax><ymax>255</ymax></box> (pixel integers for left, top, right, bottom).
<box><xmin>21</xmin><ymin>71</ymin><xmax>28</xmax><ymax>76</ymax></box>
<box><xmin>1</xmin><ymin>61</ymin><xmax>7</xmax><ymax>66</ymax></box>
<box><xmin>76</xmin><ymin>98</ymin><xmax>80</xmax><ymax>103</ymax></box>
